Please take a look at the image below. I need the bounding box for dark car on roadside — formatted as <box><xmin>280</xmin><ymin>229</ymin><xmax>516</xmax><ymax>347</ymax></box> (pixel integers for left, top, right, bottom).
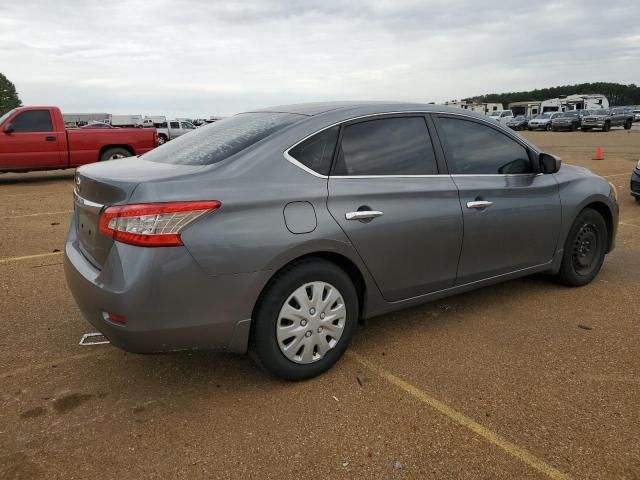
<box><xmin>506</xmin><ymin>115</ymin><xmax>528</xmax><ymax>131</ymax></box>
<box><xmin>631</xmin><ymin>160</ymin><xmax>640</xmax><ymax>204</ymax></box>
<box><xmin>551</xmin><ymin>111</ymin><xmax>581</xmax><ymax>131</ymax></box>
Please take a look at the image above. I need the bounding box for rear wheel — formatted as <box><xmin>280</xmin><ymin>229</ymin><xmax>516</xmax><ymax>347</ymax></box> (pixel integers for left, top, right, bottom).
<box><xmin>99</xmin><ymin>147</ymin><xmax>131</xmax><ymax>162</ymax></box>
<box><xmin>624</xmin><ymin>119</ymin><xmax>632</xmax><ymax>130</ymax></box>
<box><xmin>571</xmin><ymin>123</ymin><xmax>578</xmax><ymax>131</ymax></box>
<box><xmin>158</xmin><ymin>135</ymin><xmax>168</xmax><ymax>145</ymax></box>
<box><xmin>250</xmin><ymin>259</ymin><xmax>358</xmax><ymax>381</ymax></box>
<box><xmin>555</xmin><ymin>209</ymin><xmax>608</xmax><ymax>286</ymax></box>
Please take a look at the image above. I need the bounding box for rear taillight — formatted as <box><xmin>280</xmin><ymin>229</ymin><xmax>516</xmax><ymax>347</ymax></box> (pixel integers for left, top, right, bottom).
<box><xmin>99</xmin><ymin>201</ymin><xmax>220</xmax><ymax>247</ymax></box>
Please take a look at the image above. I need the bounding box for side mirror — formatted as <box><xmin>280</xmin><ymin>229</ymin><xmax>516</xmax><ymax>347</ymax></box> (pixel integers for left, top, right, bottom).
<box><xmin>539</xmin><ymin>153</ymin><xmax>561</xmax><ymax>174</ymax></box>
<box><xmin>3</xmin><ymin>123</ymin><xmax>14</xmax><ymax>134</ymax></box>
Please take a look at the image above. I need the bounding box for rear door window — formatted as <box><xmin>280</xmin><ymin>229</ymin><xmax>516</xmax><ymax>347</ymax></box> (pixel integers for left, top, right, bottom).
<box><xmin>437</xmin><ymin>117</ymin><xmax>532</xmax><ymax>175</ymax></box>
<box><xmin>144</xmin><ymin>112</ymin><xmax>301</xmax><ymax>165</ymax></box>
<box><xmin>11</xmin><ymin>110</ymin><xmax>53</xmax><ymax>132</ymax></box>
<box><xmin>333</xmin><ymin>117</ymin><xmax>438</xmax><ymax>176</ymax></box>
<box><xmin>288</xmin><ymin>126</ymin><xmax>339</xmax><ymax>176</ymax></box>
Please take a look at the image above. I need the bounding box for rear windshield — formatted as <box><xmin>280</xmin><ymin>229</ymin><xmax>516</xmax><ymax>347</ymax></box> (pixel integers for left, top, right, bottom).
<box><xmin>143</xmin><ymin>112</ymin><xmax>301</xmax><ymax>165</ymax></box>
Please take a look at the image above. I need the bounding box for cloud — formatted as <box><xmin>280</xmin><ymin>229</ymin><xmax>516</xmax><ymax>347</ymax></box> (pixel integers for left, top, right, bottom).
<box><xmin>1</xmin><ymin>0</ymin><xmax>638</xmax><ymax>117</ymax></box>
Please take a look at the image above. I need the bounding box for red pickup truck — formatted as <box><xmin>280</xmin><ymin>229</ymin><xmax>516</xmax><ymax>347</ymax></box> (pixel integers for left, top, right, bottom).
<box><xmin>0</xmin><ymin>106</ymin><xmax>158</xmax><ymax>173</ymax></box>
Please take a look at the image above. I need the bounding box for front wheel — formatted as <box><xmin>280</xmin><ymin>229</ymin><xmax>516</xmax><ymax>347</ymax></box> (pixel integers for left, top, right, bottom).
<box><xmin>546</xmin><ymin>123</ymin><xmax>552</xmax><ymax>131</ymax></box>
<box><xmin>624</xmin><ymin>119</ymin><xmax>632</xmax><ymax>130</ymax></box>
<box><xmin>555</xmin><ymin>209</ymin><xmax>608</xmax><ymax>286</ymax></box>
<box><xmin>603</xmin><ymin>122</ymin><xmax>610</xmax><ymax>132</ymax></box>
<box><xmin>251</xmin><ymin>259</ymin><xmax>358</xmax><ymax>380</ymax></box>
<box><xmin>158</xmin><ymin>135</ymin><xmax>168</xmax><ymax>145</ymax></box>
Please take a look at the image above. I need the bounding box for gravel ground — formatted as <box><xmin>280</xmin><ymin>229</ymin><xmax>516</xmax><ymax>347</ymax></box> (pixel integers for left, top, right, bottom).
<box><xmin>1</xmin><ymin>129</ymin><xmax>639</xmax><ymax>479</ymax></box>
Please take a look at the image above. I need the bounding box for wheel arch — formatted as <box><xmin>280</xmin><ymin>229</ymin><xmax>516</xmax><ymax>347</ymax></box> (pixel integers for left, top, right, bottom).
<box><xmin>583</xmin><ymin>201</ymin><xmax>615</xmax><ymax>252</ymax></box>
<box><xmin>251</xmin><ymin>251</ymin><xmax>368</xmax><ymax>328</ymax></box>
<box><xmin>98</xmin><ymin>144</ymin><xmax>135</xmax><ymax>161</ymax></box>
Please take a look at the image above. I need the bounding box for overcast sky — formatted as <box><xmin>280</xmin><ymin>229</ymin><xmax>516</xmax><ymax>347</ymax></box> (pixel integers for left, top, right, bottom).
<box><xmin>1</xmin><ymin>0</ymin><xmax>638</xmax><ymax>118</ymax></box>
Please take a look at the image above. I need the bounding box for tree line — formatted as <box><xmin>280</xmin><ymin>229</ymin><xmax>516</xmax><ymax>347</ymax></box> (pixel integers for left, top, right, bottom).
<box><xmin>469</xmin><ymin>83</ymin><xmax>640</xmax><ymax>108</ymax></box>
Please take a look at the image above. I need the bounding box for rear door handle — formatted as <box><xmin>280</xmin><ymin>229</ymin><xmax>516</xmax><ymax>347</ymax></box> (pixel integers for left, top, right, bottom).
<box><xmin>345</xmin><ymin>210</ymin><xmax>384</xmax><ymax>221</ymax></box>
<box><xmin>45</xmin><ymin>136</ymin><xmax>56</xmax><ymax>141</ymax></box>
<box><xmin>466</xmin><ymin>200</ymin><xmax>493</xmax><ymax>209</ymax></box>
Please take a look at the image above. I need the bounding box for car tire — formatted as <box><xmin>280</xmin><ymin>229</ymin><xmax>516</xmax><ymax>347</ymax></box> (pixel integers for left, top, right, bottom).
<box><xmin>99</xmin><ymin>147</ymin><xmax>131</xmax><ymax>162</ymax></box>
<box><xmin>635</xmin><ymin>196</ymin><xmax>640</xmax><ymax>204</ymax></box>
<box><xmin>603</xmin><ymin>122</ymin><xmax>610</xmax><ymax>132</ymax></box>
<box><xmin>555</xmin><ymin>208</ymin><xmax>608</xmax><ymax>287</ymax></box>
<box><xmin>624</xmin><ymin>119</ymin><xmax>632</xmax><ymax>130</ymax></box>
<box><xmin>546</xmin><ymin>123</ymin><xmax>552</xmax><ymax>131</ymax></box>
<box><xmin>158</xmin><ymin>135</ymin><xmax>168</xmax><ymax>145</ymax></box>
<box><xmin>250</xmin><ymin>259</ymin><xmax>359</xmax><ymax>381</ymax></box>
<box><xmin>528</xmin><ymin>127</ymin><xmax>533</xmax><ymax>131</ymax></box>
<box><xmin>571</xmin><ymin>123</ymin><xmax>578</xmax><ymax>132</ymax></box>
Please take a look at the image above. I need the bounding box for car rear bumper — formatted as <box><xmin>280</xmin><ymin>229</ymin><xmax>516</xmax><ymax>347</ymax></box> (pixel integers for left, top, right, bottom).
<box><xmin>64</xmin><ymin>217</ymin><xmax>268</xmax><ymax>354</ymax></box>
<box><xmin>631</xmin><ymin>170</ymin><xmax>640</xmax><ymax>198</ymax></box>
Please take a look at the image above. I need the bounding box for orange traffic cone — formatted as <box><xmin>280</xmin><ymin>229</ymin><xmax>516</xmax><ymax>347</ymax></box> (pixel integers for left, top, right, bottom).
<box><xmin>593</xmin><ymin>146</ymin><xmax>604</xmax><ymax>160</ymax></box>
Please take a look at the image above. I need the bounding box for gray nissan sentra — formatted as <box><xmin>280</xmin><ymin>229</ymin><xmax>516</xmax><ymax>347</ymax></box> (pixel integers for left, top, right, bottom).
<box><xmin>65</xmin><ymin>102</ymin><xmax>619</xmax><ymax>380</ymax></box>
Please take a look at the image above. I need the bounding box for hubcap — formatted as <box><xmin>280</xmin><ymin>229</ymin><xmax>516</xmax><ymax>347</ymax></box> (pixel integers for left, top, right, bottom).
<box><xmin>572</xmin><ymin>223</ymin><xmax>599</xmax><ymax>275</ymax></box>
<box><xmin>109</xmin><ymin>153</ymin><xmax>126</xmax><ymax>160</ymax></box>
<box><xmin>276</xmin><ymin>281</ymin><xmax>346</xmax><ymax>364</ymax></box>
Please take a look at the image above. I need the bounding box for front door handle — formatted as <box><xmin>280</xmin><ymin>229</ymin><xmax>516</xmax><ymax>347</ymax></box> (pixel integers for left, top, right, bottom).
<box><xmin>466</xmin><ymin>200</ymin><xmax>493</xmax><ymax>209</ymax></box>
<box><xmin>45</xmin><ymin>136</ymin><xmax>56</xmax><ymax>141</ymax></box>
<box><xmin>345</xmin><ymin>210</ymin><xmax>384</xmax><ymax>221</ymax></box>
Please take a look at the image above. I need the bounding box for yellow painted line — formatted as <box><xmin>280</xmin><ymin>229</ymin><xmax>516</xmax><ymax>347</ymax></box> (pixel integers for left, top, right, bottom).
<box><xmin>0</xmin><ymin>251</ymin><xmax>63</xmax><ymax>265</ymax></box>
<box><xmin>1</xmin><ymin>190</ymin><xmax>72</xmax><ymax>198</ymax></box>
<box><xmin>348</xmin><ymin>352</ymin><xmax>572</xmax><ymax>480</ymax></box>
<box><xmin>1</xmin><ymin>210</ymin><xmax>72</xmax><ymax>220</ymax></box>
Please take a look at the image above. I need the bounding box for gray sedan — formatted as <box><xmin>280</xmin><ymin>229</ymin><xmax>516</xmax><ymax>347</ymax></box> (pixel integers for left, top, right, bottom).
<box><xmin>65</xmin><ymin>102</ymin><xmax>619</xmax><ymax>380</ymax></box>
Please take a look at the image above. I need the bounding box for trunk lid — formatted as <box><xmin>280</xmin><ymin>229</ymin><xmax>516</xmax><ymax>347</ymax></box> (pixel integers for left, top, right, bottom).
<box><xmin>73</xmin><ymin>158</ymin><xmax>206</xmax><ymax>268</ymax></box>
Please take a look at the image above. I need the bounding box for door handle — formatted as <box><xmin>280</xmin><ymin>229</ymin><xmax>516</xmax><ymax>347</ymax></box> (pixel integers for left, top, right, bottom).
<box><xmin>45</xmin><ymin>136</ymin><xmax>56</xmax><ymax>141</ymax></box>
<box><xmin>345</xmin><ymin>210</ymin><xmax>384</xmax><ymax>221</ymax></box>
<box><xmin>466</xmin><ymin>200</ymin><xmax>493</xmax><ymax>209</ymax></box>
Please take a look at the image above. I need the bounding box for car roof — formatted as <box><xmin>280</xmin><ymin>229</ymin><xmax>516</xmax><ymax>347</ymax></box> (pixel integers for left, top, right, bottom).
<box><xmin>247</xmin><ymin>101</ymin><xmax>486</xmax><ymax>119</ymax></box>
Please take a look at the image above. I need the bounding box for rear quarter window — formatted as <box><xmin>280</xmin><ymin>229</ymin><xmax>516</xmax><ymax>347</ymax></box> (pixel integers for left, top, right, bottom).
<box><xmin>143</xmin><ymin>112</ymin><xmax>301</xmax><ymax>165</ymax></box>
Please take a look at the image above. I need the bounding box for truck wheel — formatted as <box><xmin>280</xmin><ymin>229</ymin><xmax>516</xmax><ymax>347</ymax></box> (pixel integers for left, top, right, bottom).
<box><xmin>99</xmin><ymin>147</ymin><xmax>131</xmax><ymax>162</ymax></box>
<box><xmin>555</xmin><ymin>209</ymin><xmax>608</xmax><ymax>287</ymax></box>
<box><xmin>158</xmin><ymin>135</ymin><xmax>168</xmax><ymax>145</ymax></box>
<box><xmin>624</xmin><ymin>119</ymin><xmax>632</xmax><ymax>130</ymax></box>
<box><xmin>603</xmin><ymin>122</ymin><xmax>610</xmax><ymax>132</ymax></box>
<box><xmin>571</xmin><ymin>123</ymin><xmax>577</xmax><ymax>131</ymax></box>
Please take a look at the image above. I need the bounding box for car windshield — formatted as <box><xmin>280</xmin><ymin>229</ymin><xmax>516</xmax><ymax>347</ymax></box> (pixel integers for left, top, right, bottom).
<box><xmin>0</xmin><ymin>108</ymin><xmax>16</xmax><ymax>125</ymax></box>
<box><xmin>536</xmin><ymin>113</ymin><xmax>552</xmax><ymax>119</ymax></box>
<box><xmin>587</xmin><ymin>110</ymin><xmax>609</xmax><ymax>116</ymax></box>
<box><xmin>488</xmin><ymin>111</ymin><xmax>501</xmax><ymax>116</ymax></box>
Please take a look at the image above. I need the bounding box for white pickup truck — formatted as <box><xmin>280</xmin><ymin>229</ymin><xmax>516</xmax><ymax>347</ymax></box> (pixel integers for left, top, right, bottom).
<box><xmin>145</xmin><ymin>117</ymin><xmax>196</xmax><ymax>144</ymax></box>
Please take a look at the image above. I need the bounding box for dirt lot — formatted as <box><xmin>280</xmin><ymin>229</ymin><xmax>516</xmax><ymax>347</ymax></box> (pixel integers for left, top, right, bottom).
<box><xmin>1</xmin><ymin>129</ymin><xmax>639</xmax><ymax>479</ymax></box>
